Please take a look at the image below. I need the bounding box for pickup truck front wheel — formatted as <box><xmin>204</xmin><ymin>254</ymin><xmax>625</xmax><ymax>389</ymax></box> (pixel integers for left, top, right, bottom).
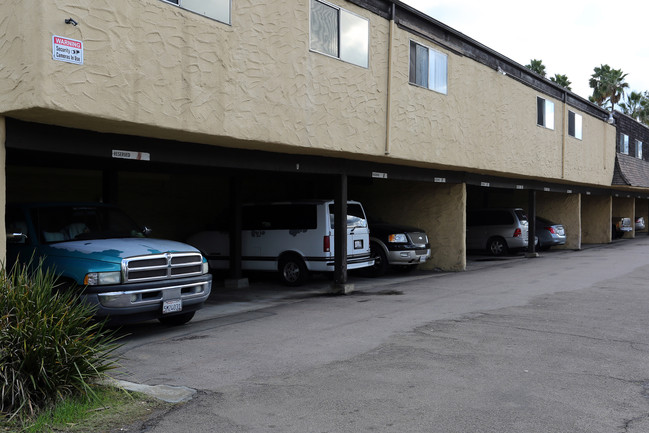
<box><xmin>366</xmin><ymin>243</ymin><xmax>389</xmax><ymax>277</ymax></box>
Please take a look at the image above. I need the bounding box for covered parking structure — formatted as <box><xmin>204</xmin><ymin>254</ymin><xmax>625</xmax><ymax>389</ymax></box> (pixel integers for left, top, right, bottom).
<box><xmin>7</xmin><ymin>118</ymin><xmax>648</xmax><ymax>287</ymax></box>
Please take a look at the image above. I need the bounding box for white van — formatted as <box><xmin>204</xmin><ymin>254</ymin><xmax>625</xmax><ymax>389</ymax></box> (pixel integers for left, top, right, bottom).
<box><xmin>187</xmin><ymin>200</ymin><xmax>374</xmax><ymax>285</ymax></box>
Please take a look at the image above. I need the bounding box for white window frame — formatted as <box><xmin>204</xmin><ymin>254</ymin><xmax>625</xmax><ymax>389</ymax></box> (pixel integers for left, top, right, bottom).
<box><xmin>568</xmin><ymin>110</ymin><xmax>582</xmax><ymax>140</ymax></box>
<box><xmin>537</xmin><ymin>97</ymin><xmax>555</xmax><ymax>130</ymax></box>
<box><xmin>636</xmin><ymin>139</ymin><xmax>643</xmax><ymax>159</ymax></box>
<box><xmin>309</xmin><ymin>0</ymin><xmax>369</xmax><ymax>68</ymax></box>
<box><xmin>161</xmin><ymin>0</ymin><xmax>231</xmax><ymax>25</ymax></box>
<box><xmin>408</xmin><ymin>40</ymin><xmax>448</xmax><ymax>95</ymax></box>
<box><xmin>620</xmin><ymin>133</ymin><xmax>629</xmax><ymax>154</ymax></box>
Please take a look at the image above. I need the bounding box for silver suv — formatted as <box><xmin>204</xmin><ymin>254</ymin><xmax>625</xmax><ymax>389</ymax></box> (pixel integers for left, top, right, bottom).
<box><xmin>466</xmin><ymin>208</ymin><xmax>529</xmax><ymax>256</ymax></box>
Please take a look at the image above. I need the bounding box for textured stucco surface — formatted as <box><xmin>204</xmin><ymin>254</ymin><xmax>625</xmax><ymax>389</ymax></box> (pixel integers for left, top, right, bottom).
<box><xmin>0</xmin><ymin>0</ymin><xmax>616</xmax><ymax>186</ymax></box>
<box><xmin>581</xmin><ymin>195</ymin><xmax>611</xmax><ymax>244</ymax></box>
<box><xmin>388</xmin><ymin>28</ymin><xmax>616</xmax><ymax>186</ymax></box>
<box><xmin>350</xmin><ymin>181</ymin><xmax>466</xmax><ymax>271</ymax></box>
<box><xmin>0</xmin><ymin>0</ymin><xmax>389</xmax><ymax>156</ymax></box>
<box><xmin>536</xmin><ymin>192</ymin><xmax>581</xmax><ymax>250</ymax></box>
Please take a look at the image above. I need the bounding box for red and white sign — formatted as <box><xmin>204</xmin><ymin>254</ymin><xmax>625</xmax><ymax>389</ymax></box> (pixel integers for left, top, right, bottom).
<box><xmin>52</xmin><ymin>35</ymin><xmax>83</xmax><ymax>65</ymax></box>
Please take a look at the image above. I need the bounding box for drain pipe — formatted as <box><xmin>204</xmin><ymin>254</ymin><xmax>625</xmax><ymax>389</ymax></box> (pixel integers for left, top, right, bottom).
<box><xmin>384</xmin><ymin>3</ymin><xmax>396</xmax><ymax>155</ymax></box>
<box><xmin>561</xmin><ymin>90</ymin><xmax>567</xmax><ymax>179</ymax></box>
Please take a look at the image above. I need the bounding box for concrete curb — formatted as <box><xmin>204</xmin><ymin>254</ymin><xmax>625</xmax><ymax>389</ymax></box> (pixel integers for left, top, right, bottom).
<box><xmin>106</xmin><ymin>378</ymin><xmax>197</xmax><ymax>403</ymax></box>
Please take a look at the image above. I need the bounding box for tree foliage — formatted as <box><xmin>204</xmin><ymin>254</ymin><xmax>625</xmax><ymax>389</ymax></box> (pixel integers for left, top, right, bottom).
<box><xmin>589</xmin><ymin>64</ymin><xmax>629</xmax><ymax>112</ymax></box>
<box><xmin>619</xmin><ymin>91</ymin><xmax>649</xmax><ymax>124</ymax></box>
<box><xmin>525</xmin><ymin>59</ymin><xmax>546</xmax><ymax>77</ymax></box>
<box><xmin>550</xmin><ymin>74</ymin><xmax>572</xmax><ymax>91</ymax></box>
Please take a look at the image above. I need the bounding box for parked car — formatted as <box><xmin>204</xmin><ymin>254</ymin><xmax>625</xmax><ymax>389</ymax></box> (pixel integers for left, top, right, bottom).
<box><xmin>6</xmin><ymin>203</ymin><xmax>212</xmax><ymax>325</ymax></box>
<box><xmin>466</xmin><ymin>208</ymin><xmax>529</xmax><ymax>256</ymax></box>
<box><xmin>635</xmin><ymin>216</ymin><xmax>645</xmax><ymax>231</ymax></box>
<box><xmin>364</xmin><ymin>219</ymin><xmax>431</xmax><ymax>277</ymax></box>
<box><xmin>535</xmin><ymin>217</ymin><xmax>566</xmax><ymax>250</ymax></box>
<box><xmin>187</xmin><ymin>200</ymin><xmax>374</xmax><ymax>286</ymax></box>
<box><xmin>612</xmin><ymin>217</ymin><xmax>633</xmax><ymax>239</ymax></box>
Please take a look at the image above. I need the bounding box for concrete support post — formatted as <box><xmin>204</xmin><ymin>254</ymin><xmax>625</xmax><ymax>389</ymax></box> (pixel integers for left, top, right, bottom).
<box><xmin>225</xmin><ymin>175</ymin><xmax>248</xmax><ymax>289</ymax></box>
<box><xmin>0</xmin><ymin>117</ymin><xmax>5</xmax><ymax>263</ymax></box>
<box><xmin>332</xmin><ymin>174</ymin><xmax>353</xmax><ymax>294</ymax></box>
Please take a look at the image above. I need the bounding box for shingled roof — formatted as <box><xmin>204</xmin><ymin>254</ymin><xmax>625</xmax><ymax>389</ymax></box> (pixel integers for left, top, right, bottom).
<box><xmin>613</xmin><ymin>153</ymin><xmax>649</xmax><ymax>187</ymax></box>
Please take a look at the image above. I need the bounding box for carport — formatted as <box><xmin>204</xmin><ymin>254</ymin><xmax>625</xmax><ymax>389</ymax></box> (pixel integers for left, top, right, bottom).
<box><xmin>4</xmin><ymin>118</ymin><xmax>466</xmax><ymax>286</ymax></box>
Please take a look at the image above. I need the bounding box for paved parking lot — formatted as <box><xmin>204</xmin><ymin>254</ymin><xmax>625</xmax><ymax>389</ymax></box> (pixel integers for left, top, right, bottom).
<box><xmin>114</xmin><ymin>238</ymin><xmax>649</xmax><ymax>432</ymax></box>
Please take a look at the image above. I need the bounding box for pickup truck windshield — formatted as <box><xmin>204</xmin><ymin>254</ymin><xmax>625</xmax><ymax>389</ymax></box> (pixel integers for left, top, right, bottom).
<box><xmin>32</xmin><ymin>206</ymin><xmax>145</xmax><ymax>243</ymax></box>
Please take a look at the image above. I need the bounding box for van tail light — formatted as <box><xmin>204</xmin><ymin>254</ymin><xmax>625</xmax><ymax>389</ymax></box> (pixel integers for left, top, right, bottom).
<box><xmin>513</xmin><ymin>228</ymin><xmax>522</xmax><ymax>237</ymax></box>
<box><xmin>323</xmin><ymin>235</ymin><xmax>330</xmax><ymax>252</ymax></box>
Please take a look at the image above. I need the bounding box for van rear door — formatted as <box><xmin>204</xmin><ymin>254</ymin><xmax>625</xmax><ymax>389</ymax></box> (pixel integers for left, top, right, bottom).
<box><xmin>327</xmin><ymin>202</ymin><xmax>371</xmax><ymax>261</ymax></box>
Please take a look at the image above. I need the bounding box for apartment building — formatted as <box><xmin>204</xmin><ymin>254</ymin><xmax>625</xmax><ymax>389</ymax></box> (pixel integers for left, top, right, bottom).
<box><xmin>0</xmin><ymin>0</ymin><xmax>645</xmax><ymax>277</ymax></box>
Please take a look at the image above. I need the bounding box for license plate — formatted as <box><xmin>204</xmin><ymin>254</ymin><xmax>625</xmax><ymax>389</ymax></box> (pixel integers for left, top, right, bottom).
<box><xmin>162</xmin><ymin>299</ymin><xmax>182</xmax><ymax>314</ymax></box>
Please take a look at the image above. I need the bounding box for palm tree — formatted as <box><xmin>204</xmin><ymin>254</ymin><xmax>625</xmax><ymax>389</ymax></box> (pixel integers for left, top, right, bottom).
<box><xmin>550</xmin><ymin>74</ymin><xmax>572</xmax><ymax>91</ymax></box>
<box><xmin>588</xmin><ymin>64</ymin><xmax>629</xmax><ymax>112</ymax></box>
<box><xmin>525</xmin><ymin>59</ymin><xmax>546</xmax><ymax>77</ymax></box>
<box><xmin>619</xmin><ymin>91</ymin><xmax>646</xmax><ymax>118</ymax></box>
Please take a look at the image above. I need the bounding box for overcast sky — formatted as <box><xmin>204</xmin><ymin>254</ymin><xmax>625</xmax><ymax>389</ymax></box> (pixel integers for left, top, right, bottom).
<box><xmin>401</xmin><ymin>0</ymin><xmax>649</xmax><ymax>101</ymax></box>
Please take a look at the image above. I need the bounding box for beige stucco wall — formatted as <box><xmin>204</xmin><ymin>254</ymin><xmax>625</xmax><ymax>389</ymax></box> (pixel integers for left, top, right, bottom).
<box><xmin>0</xmin><ymin>0</ymin><xmax>616</xmax><ymax>188</ymax></box>
<box><xmin>0</xmin><ymin>0</ymin><xmax>389</xmax><ymax>157</ymax></box>
<box><xmin>581</xmin><ymin>195</ymin><xmax>611</xmax><ymax>244</ymax></box>
<box><xmin>388</xmin><ymin>27</ymin><xmax>616</xmax><ymax>186</ymax></box>
<box><xmin>537</xmin><ymin>191</ymin><xmax>581</xmax><ymax>250</ymax></box>
<box><xmin>350</xmin><ymin>181</ymin><xmax>466</xmax><ymax>271</ymax></box>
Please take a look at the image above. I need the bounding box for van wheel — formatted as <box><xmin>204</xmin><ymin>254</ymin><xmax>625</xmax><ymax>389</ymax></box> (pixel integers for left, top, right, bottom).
<box><xmin>279</xmin><ymin>256</ymin><xmax>309</xmax><ymax>286</ymax></box>
<box><xmin>158</xmin><ymin>311</ymin><xmax>195</xmax><ymax>326</ymax></box>
<box><xmin>487</xmin><ymin>237</ymin><xmax>508</xmax><ymax>256</ymax></box>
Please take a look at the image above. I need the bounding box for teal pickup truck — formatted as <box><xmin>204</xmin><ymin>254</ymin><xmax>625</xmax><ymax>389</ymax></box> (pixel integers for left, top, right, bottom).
<box><xmin>5</xmin><ymin>203</ymin><xmax>212</xmax><ymax>325</ymax></box>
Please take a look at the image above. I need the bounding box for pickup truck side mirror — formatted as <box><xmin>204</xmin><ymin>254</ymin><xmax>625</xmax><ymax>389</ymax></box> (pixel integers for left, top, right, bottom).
<box><xmin>7</xmin><ymin>232</ymin><xmax>27</xmax><ymax>244</ymax></box>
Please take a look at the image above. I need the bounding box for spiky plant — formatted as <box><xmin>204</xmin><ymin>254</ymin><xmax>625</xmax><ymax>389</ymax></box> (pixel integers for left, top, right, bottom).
<box><xmin>0</xmin><ymin>260</ymin><xmax>120</xmax><ymax>420</ymax></box>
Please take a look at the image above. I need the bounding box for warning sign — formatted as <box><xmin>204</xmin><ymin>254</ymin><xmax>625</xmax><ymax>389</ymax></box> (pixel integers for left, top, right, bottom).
<box><xmin>52</xmin><ymin>35</ymin><xmax>83</xmax><ymax>65</ymax></box>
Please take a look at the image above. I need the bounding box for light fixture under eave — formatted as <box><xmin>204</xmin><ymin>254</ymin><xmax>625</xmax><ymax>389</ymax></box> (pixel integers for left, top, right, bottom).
<box><xmin>497</xmin><ymin>66</ymin><xmax>506</xmax><ymax>75</ymax></box>
<box><xmin>607</xmin><ymin>113</ymin><xmax>615</xmax><ymax>125</ymax></box>
<box><xmin>65</xmin><ymin>18</ymin><xmax>78</xmax><ymax>26</ymax></box>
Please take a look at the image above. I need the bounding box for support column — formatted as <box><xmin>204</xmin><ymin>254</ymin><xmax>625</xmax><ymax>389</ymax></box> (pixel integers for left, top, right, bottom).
<box><xmin>526</xmin><ymin>189</ymin><xmax>539</xmax><ymax>258</ymax></box>
<box><xmin>332</xmin><ymin>174</ymin><xmax>353</xmax><ymax>294</ymax></box>
<box><xmin>225</xmin><ymin>175</ymin><xmax>248</xmax><ymax>289</ymax></box>
<box><xmin>102</xmin><ymin>170</ymin><xmax>119</xmax><ymax>204</ymax></box>
<box><xmin>0</xmin><ymin>117</ymin><xmax>6</xmax><ymax>262</ymax></box>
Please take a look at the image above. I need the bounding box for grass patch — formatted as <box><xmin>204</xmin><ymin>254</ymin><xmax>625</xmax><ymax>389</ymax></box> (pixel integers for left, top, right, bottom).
<box><xmin>0</xmin><ymin>384</ymin><xmax>170</xmax><ymax>433</ymax></box>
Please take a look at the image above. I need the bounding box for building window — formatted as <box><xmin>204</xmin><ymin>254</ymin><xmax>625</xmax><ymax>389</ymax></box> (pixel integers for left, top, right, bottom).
<box><xmin>636</xmin><ymin>139</ymin><xmax>643</xmax><ymax>159</ymax></box>
<box><xmin>537</xmin><ymin>97</ymin><xmax>554</xmax><ymax>130</ymax></box>
<box><xmin>409</xmin><ymin>41</ymin><xmax>448</xmax><ymax>94</ymax></box>
<box><xmin>568</xmin><ymin>110</ymin><xmax>582</xmax><ymax>140</ymax></box>
<box><xmin>620</xmin><ymin>133</ymin><xmax>629</xmax><ymax>154</ymax></box>
<box><xmin>310</xmin><ymin>0</ymin><xmax>369</xmax><ymax>68</ymax></box>
<box><xmin>162</xmin><ymin>0</ymin><xmax>231</xmax><ymax>24</ymax></box>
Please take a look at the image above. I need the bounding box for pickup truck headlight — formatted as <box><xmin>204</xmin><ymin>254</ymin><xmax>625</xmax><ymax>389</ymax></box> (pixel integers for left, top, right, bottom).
<box><xmin>388</xmin><ymin>233</ymin><xmax>408</xmax><ymax>243</ymax></box>
<box><xmin>202</xmin><ymin>261</ymin><xmax>209</xmax><ymax>274</ymax></box>
<box><xmin>84</xmin><ymin>271</ymin><xmax>121</xmax><ymax>286</ymax></box>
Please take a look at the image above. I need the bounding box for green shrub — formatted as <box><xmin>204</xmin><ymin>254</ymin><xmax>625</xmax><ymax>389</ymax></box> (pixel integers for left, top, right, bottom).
<box><xmin>0</xmin><ymin>260</ymin><xmax>120</xmax><ymax>420</ymax></box>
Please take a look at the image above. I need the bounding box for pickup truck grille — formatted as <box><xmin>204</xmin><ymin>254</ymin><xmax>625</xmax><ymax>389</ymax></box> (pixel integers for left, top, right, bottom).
<box><xmin>122</xmin><ymin>252</ymin><xmax>204</xmax><ymax>283</ymax></box>
<box><xmin>407</xmin><ymin>232</ymin><xmax>429</xmax><ymax>245</ymax></box>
